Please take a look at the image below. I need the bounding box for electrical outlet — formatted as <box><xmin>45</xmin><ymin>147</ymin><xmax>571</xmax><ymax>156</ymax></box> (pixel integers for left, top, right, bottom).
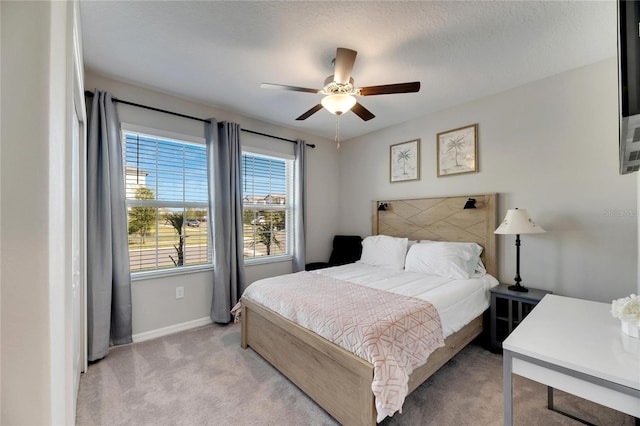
<box><xmin>175</xmin><ymin>286</ymin><xmax>184</xmax><ymax>299</ymax></box>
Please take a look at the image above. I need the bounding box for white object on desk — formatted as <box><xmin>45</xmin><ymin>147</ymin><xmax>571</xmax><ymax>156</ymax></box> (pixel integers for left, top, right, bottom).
<box><xmin>503</xmin><ymin>294</ymin><xmax>640</xmax><ymax>425</ymax></box>
<box><xmin>622</xmin><ymin>319</ymin><xmax>640</xmax><ymax>339</ymax></box>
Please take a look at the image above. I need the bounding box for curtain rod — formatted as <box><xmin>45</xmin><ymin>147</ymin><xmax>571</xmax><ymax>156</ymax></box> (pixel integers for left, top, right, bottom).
<box><xmin>84</xmin><ymin>90</ymin><xmax>315</xmax><ymax>148</ymax></box>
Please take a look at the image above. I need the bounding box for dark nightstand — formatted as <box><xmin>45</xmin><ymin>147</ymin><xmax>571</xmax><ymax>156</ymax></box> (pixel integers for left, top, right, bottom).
<box><xmin>490</xmin><ymin>284</ymin><xmax>552</xmax><ymax>352</ymax></box>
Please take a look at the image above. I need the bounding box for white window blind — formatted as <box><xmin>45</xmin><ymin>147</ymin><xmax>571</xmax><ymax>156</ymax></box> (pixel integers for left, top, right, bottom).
<box><xmin>124</xmin><ymin>131</ymin><xmax>211</xmax><ymax>273</ymax></box>
<box><xmin>242</xmin><ymin>151</ymin><xmax>293</xmax><ymax>260</ymax></box>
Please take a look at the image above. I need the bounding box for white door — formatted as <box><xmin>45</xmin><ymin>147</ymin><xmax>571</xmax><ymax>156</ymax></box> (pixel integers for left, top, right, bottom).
<box><xmin>72</xmin><ymin>103</ymin><xmax>82</xmax><ymax>400</ymax></box>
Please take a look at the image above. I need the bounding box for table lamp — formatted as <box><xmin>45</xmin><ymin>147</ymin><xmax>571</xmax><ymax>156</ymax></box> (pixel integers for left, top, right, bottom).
<box><xmin>494</xmin><ymin>208</ymin><xmax>545</xmax><ymax>292</ymax></box>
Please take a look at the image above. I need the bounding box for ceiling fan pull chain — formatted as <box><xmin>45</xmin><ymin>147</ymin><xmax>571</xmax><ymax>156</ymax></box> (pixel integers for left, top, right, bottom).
<box><xmin>335</xmin><ymin>117</ymin><xmax>341</xmax><ymax>149</ymax></box>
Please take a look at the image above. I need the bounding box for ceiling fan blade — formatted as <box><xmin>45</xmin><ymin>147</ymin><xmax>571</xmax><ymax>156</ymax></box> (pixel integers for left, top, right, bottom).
<box><xmin>334</xmin><ymin>48</ymin><xmax>358</xmax><ymax>85</ymax></box>
<box><xmin>261</xmin><ymin>83</ymin><xmax>320</xmax><ymax>94</ymax></box>
<box><xmin>351</xmin><ymin>102</ymin><xmax>375</xmax><ymax>121</ymax></box>
<box><xmin>296</xmin><ymin>104</ymin><xmax>323</xmax><ymax>120</ymax></box>
<box><xmin>358</xmin><ymin>82</ymin><xmax>421</xmax><ymax>96</ymax></box>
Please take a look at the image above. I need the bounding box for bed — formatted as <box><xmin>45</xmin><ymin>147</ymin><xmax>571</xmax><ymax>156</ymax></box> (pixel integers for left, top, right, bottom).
<box><xmin>240</xmin><ymin>193</ymin><xmax>498</xmax><ymax>425</ymax></box>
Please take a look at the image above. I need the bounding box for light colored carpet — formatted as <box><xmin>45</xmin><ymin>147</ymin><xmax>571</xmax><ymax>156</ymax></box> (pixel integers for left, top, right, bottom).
<box><xmin>76</xmin><ymin>323</ymin><xmax>635</xmax><ymax>425</ymax></box>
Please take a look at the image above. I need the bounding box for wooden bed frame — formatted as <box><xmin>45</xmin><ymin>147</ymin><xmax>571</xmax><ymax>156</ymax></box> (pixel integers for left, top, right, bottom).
<box><xmin>240</xmin><ymin>193</ymin><xmax>498</xmax><ymax>425</ymax></box>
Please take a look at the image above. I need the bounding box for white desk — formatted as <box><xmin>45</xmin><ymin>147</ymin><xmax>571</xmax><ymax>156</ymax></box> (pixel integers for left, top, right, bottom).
<box><xmin>503</xmin><ymin>294</ymin><xmax>640</xmax><ymax>425</ymax></box>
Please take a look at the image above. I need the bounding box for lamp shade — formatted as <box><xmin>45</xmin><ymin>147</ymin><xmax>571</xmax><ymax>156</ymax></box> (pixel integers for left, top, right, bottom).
<box><xmin>321</xmin><ymin>94</ymin><xmax>356</xmax><ymax>115</ymax></box>
<box><xmin>494</xmin><ymin>208</ymin><xmax>545</xmax><ymax>235</ymax></box>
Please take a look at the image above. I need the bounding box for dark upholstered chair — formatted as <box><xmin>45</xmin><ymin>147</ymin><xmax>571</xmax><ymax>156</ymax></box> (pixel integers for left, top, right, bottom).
<box><xmin>305</xmin><ymin>235</ymin><xmax>363</xmax><ymax>271</ymax></box>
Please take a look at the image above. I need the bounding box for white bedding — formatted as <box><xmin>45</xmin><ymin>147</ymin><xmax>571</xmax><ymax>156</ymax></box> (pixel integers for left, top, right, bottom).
<box><xmin>312</xmin><ymin>261</ymin><xmax>499</xmax><ymax>338</ymax></box>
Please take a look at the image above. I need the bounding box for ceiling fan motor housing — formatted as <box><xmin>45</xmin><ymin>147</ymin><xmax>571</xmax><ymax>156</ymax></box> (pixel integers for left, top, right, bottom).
<box><xmin>322</xmin><ymin>75</ymin><xmax>356</xmax><ymax>95</ymax></box>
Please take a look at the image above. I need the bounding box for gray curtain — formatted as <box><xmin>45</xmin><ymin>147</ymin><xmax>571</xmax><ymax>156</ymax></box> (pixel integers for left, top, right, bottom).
<box><xmin>207</xmin><ymin>120</ymin><xmax>246</xmax><ymax>323</ymax></box>
<box><xmin>293</xmin><ymin>140</ymin><xmax>307</xmax><ymax>272</ymax></box>
<box><xmin>86</xmin><ymin>90</ymin><xmax>132</xmax><ymax>361</ymax></box>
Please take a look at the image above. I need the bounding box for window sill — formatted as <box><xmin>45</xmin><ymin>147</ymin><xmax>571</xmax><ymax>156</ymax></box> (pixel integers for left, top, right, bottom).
<box><xmin>131</xmin><ymin>264</ymin><xmax>214</xmax><ymax>282</ymax></box>
<box><xmin>244</xmin><ymin>255</ymin><xmax>293</xmax><ymax>267</ymax></box>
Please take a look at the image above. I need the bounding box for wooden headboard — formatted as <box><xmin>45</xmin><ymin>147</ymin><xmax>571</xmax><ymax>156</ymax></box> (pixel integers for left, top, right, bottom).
<box><xmin>372</xmin><ymin>193</ymin><xmax>498</xmax><ymax>277</ymax></box>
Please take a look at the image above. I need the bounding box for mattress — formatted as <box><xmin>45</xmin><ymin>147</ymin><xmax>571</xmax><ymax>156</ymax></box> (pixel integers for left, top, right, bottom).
<box><xmin>312</xmin><ymin>261</ymin><xmax>499</xmax><ymax>338</ymax></box>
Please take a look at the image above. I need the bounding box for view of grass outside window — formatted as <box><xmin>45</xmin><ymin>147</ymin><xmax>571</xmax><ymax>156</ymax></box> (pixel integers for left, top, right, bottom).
<box><xmin>124</xmin><ymin>131</ymin><xmax>211</xmax><ymax>273</ymax></box>
<box><xmin>242</xmin><ymin>152</ymin><xmax>293</xmax><ymax>260</ymax></box>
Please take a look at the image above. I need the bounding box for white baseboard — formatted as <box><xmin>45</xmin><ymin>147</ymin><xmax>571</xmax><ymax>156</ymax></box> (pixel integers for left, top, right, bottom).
<box><xmin>132</xmin><ymin>316</ymin><xmax>213</xmax><ymax>343</ymax></box>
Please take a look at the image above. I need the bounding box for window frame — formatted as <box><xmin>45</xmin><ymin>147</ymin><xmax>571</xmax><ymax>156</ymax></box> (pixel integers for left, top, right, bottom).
<box><xmin>121</xmin><ymin>123</ymin><xmax>213</xmax><ymax>279</ymax></box>
<box><xmin>241</xmin><ymin>147</ymin><xmax>295</xmax><ymax>265</ymax></box>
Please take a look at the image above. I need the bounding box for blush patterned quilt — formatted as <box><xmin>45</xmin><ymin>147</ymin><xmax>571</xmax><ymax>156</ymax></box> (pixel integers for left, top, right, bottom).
<box><xmin>241</xmin><ymin>271</ymin><xmax>445</xmax><ymax>422</ymax></box>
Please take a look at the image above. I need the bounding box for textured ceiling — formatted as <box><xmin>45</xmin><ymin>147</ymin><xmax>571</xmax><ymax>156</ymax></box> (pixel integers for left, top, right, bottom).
<box><xmin>80</xmin><ymin>1</ymin><xmax>617</xmax><ymax>141</ymax></box>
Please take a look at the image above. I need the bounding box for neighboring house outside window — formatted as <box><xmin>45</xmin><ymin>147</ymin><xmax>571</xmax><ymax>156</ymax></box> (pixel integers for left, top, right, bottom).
<box><xmin>123</xmin><ymin>129</ymin><xmax>211</xmax><ymax>275</ymax></box>
<box><xmin>242</xmin><ymin>150</ymin><xmax>293</xmax><ymax>261</ymax></box>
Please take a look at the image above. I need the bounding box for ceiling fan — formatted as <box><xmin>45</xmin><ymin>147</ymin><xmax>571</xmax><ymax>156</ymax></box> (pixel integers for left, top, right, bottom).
<box><xmin>261</xmin><ymin>47</ymin><xmax>421</xmax><ymax>122</ymax></box>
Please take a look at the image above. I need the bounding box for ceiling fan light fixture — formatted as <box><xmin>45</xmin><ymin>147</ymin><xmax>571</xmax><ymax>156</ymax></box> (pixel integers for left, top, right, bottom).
<box><xmin>321</xmin><ymin>94</ymin><xmax>356</xmax><ymax>115</ymax></box>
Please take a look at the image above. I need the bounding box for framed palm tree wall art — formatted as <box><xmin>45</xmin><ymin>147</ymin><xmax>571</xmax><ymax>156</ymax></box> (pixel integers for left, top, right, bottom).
<box><xmin>390</xmin><ymin>139</ymin><xmax>420</xmax><ymax>182</ymax></box>
<box><xmin>436</xmin><ymin>123</ymin><xmax>478</xmax><ymax>177</ymax></box>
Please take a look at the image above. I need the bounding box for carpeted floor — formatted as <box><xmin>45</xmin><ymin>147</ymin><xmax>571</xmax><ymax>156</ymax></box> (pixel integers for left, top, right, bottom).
<box><xmin>76</xmin><ymin>323</ymin><xmax>635</xmax><ymax>425</ymax></box>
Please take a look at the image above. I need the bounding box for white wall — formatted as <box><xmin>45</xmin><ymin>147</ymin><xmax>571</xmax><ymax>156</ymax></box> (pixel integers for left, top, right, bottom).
<box><xmin>84</xmin><ymin>72</ymin><xmax>339</xmax><ymax>336</ymax></box>
<box><xmin>338</xmin><ymin>58</ymin><xmax>637</xmax><ymax>303</ymax></box>
<box><xmin>1</xmin><ymin>1</ymin><xmax>81</xmax><ymax>423</ymax></box>
<box><xmin>1</xmin><ymin>1</ymin><xmax>3</xmax><ymax>417</ymax></box>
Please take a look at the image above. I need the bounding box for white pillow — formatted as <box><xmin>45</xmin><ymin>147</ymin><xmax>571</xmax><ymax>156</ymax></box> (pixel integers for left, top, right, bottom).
<box><xmin>359</xmin><ymin>235</ymin><xmax>408</xmax><ymax>270</ymax></box>
<box><xmin>404</xmin><ymin>241</ymin><xmax>483</xmax><ymax>279</ymax></box>
<box><xmin>474</xmin><ymin>257</ymin><xmax>487</xmax><ymax>276</ymax></box>
<box><xmin>419</xmin><ymin>240</ymin><xmax>486</xmax><ymax>273</ymax></box>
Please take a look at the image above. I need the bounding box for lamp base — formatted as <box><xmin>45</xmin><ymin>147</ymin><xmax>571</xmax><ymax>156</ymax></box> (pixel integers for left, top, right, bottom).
<box><xmin>508</xmin><ymin>284</ymin><xmax>528</xmax><ymax>293</ymax></box>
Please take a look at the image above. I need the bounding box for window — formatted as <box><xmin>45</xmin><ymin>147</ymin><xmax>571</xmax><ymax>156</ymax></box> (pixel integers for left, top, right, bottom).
<box><xmin>124</xmin><ymin>131</ymin><xmax>211</xmax><ymax>274</ymax></box>
<box><xmin>242</xmin><ymin>151</ymin><xmax>293</xmax><ymax>260</ymax></box>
